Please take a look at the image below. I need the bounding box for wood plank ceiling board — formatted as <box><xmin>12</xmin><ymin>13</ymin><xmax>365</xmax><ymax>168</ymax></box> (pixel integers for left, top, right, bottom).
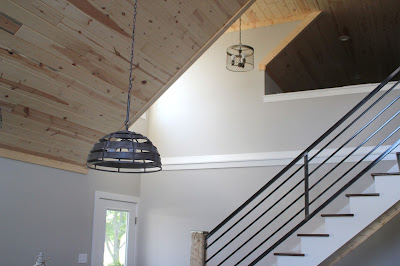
<box><xmin>255</xmin><ymin>0</ymin><xmax>400</xmax><ymax>92</ymax></box>
<box><xmin>227</xmin><ymin>0</ymin><xmax>318</xmax><ymax>32</ymax></box>
<box><xmin>0</xmin><ymin>0</ymin><xmax>256</xmax><ymax>173</ymax></box>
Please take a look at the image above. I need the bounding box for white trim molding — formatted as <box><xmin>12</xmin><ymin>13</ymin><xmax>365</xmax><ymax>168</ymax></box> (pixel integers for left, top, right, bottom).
<box><xmin>161</xmin><ymin>145</ymin><xmax>399</xmax><ymax>171</ymax></box>
<box><xmin>94</xmin><ymin>191</ymin><xmax>140</xmax><ymax>204</ymax></box>
<box><xmin>263</xmin><ymin>81</ymin><xmax>398</xmax><ymax>103</ymax></box>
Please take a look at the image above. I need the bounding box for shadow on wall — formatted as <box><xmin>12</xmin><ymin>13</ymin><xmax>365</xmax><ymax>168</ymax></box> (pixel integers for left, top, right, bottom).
<box><xmin>334</xmin><ymin>211</ymin><xmax>400</xmax><ymax>266</ymax></box>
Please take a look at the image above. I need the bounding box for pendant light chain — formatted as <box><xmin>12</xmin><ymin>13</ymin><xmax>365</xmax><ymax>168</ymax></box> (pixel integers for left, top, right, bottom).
<box><xmin>87</xmin><ymin>0</ymin><xmax>161</xmax><ymax>173</ymax></box>
<box><xmin>239</xmin><ymin>17</ymin><xmax>242</xmax><ymax>45</ymax></box>
<box><xmin>125</xmin><ymin>0</ymin><xmax>139</xmax><ymax>130</ymax></box>
<box><xmin>226</xmin><ymin>16</ymin><xmax>254</xmax><ymax>72</ymax></box>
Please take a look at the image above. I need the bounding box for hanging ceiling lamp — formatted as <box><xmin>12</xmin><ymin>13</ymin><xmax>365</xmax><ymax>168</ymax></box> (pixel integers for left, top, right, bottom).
<box><xmin>226</xmin><ymin>17</ymin><xmax>254</xmax><ymax>72</ymax></box>
<box><xmin>87</xmin><ymin>0</ymin><xmax>161</xmax><ymax>173</ymax></box>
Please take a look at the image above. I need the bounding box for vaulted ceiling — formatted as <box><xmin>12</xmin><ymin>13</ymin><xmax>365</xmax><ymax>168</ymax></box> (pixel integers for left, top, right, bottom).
<box><xmin>0</xmin><ymin>0</ymin><xmax>255</xmax><ymax>173</ymax></box>
<box><xmin>0</xmin><ymin>0</ymin><xmax>399</xmax><ymax>173</ymax></box>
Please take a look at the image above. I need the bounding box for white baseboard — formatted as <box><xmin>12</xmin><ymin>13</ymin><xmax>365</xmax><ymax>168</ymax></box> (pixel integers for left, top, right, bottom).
<box><xmin>162</xmin><ymin>145</ymin><xmax>398</xmax><ymax>171</ymax></box>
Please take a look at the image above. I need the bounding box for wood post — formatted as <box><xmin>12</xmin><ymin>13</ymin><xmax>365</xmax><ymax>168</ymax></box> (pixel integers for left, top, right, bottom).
<box><xmin>190</xmin><ymin>231</ymin><xmax>208</xmax><ymax>266</ymax></box>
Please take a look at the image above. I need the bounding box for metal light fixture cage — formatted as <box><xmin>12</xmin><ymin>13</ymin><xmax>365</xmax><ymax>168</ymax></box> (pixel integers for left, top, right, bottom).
<box><xmin>226</xmin><ymin>44</ymin><xmax>254</xmax><ymax>72</ymax></box>
<box><xmin>226</xmin><ymin>17</ymin><xmax>254</xmax><ymax>72</ymax></box>
<box><xmin>86</xmin><ymin>0</ymin><xmax>161</xmax><ymax>173</ymax></box>
<box><xmin>87</xmin><ymin>131</ymin><xmax>161</xmax><ymax>173</ymax></box>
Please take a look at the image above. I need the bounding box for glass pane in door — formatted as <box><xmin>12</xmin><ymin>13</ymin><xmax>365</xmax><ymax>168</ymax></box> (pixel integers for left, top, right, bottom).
<box><xmin>103</xmin><ymin>210</ymin><xmax>129</xmax><ymax>266</ymax></box>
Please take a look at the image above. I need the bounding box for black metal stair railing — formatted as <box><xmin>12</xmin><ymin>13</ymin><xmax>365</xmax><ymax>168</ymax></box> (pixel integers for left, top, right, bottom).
<box><xmin>205</xmin><ymin>66</ymin><xmax>400</xmax><ymax>265</ymax></box>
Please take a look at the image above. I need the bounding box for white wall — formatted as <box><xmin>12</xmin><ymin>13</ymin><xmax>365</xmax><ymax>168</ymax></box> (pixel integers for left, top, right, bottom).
<box><xmin>147</xmin><ymin>22</ymin><xmax>372</xmax><ymax>158</ymax></box>
<box><xmin>138</xmin><ymin>166</ymin><xmax>282</xmax><ymax>266</ymax></box>
<box><xmin>138</xmin><ymin>19</ymin><xmax>400</xmax><ymax>266</ymax></box>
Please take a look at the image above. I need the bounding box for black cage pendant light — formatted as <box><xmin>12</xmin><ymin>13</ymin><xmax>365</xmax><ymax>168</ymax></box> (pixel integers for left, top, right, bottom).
<box><xmin>87</xmin><ymin>0</ymin><xmax>161</xmax><ymax>173</ymax></box>
<box><xmin>226</xmin><ymin>17</ymin><xmax>254</xmax><ymax>72</ymax></box>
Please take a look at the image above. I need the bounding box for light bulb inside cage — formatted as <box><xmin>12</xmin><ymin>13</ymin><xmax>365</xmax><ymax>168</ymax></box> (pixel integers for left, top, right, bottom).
<box><xmin>226</xmin><ymin>44</ymin><xmax>254</xmax><ymax>72</ymax></box>
<box><xmin>231</xmin><ymin>54</ymin><xmax>235</xmax><ymax>65</ymax></box>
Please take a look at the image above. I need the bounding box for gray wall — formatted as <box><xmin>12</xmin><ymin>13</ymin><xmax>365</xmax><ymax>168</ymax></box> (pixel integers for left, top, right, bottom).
<box><xmin>0</xmin><ymin>155</ymin><xmax>141</xmax><ymax>266</ymax></box>
<box><xmin>0</xmin><ymin>114</ymin><xmax>147</xmax><ymax>266</ymax></box>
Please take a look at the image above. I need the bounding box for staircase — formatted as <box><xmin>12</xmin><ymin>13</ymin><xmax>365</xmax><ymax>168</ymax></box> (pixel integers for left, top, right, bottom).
<box><xmin>204</xmin><ymin>67</ymin><xmax>400</xmax><ymax>265</ymax></box>
<box><xmin>275</xmin><ymin>166</ymin><xmax>400</xmax><ymax>265</ymax></box>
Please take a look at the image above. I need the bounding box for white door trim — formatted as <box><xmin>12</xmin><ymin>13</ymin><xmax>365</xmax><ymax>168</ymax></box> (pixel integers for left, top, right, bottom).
<box><xmin>91</xmin><ymin>191</ymin><xmax>140</xmax><ymax>266</ymax></box>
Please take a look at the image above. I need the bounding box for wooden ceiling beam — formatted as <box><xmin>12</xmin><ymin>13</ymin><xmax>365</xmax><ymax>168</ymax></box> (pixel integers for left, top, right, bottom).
<box><xmin>226</xmin><ymin>13</ymin><xmax>310</xmax><ymax>32</ymax></box>
<box><xmin>258</xmin><ymin>10</ymin><xmax>322</xmax><ymax>71</ymax></box>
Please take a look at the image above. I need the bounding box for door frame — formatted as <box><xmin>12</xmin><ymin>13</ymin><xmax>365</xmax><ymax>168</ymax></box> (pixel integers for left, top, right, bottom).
<box><xmin>91</xmin><ymin>191</ymin><xmax>140</xmax><ymax>266</ymax></box>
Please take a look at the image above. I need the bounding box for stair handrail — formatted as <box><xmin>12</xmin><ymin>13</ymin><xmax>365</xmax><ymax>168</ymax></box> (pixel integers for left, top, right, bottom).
<box><xmin>206</xmin><ymin>66</ymin><xmax>400</xmax><ymax>240</ymax></box>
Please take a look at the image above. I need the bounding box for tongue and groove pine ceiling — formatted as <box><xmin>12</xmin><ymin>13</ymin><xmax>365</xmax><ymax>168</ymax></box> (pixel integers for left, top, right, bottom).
<box><xmin>0</xmin><ymin>0</ymin><xmax>399</xmax><ymax>173</ymax></box>
<box><xmin>0</xmin><ymin>0</ymin><xmax>255</xmax><ymax>173</ymax></box>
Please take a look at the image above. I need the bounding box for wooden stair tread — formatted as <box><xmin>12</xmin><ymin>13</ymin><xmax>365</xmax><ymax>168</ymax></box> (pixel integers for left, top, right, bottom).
<box><xmin>274</xmin><ymin>252</ymin><xmax>305</xmax><ymax>257</ymax></box>
<box><xmin>297</xmin><ymin>233</ymin><xmax>329</xmax><ymax>237</ymax></box>
<box><xmin>321</xmin><ymin>213</ymin><xmax>354</xmax><ymax>217</ymax></box>
<box><xmin>345</xmin><ymin>193</ymin><xmax>379</xmax><ymax>197</ymax></box>
<box><xmin>371</xmin><ymin>172</ymin><xmax>400</xmax><ymax>176</ymax></box>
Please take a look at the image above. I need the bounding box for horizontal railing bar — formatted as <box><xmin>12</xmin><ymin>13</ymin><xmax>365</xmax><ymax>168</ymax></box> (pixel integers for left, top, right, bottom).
<box><xmin>303</xmin><ymin>66</ymin><xmax>400</xmax><ymax>156</ymax></box>
<box><xmin>308</xmin><ymin>87</ymin><xmax>400</xmax><ymax>176</ymax></box>
<box><xmin>249</xmin><ymin>139</ymin><xmax>400</xmax><ymax>265</ymax></box>
<box><xmin>310</xmin><ymin>125</ymin><xmax>400</xmax><ymax>205</ymax></box>
<box><xmin>248</xmin><ymin>210</ymin><xmax>309</xmax><ymax>266</ymax></box>
<box><xmin>308</xmin><ymin>80</ymin><xmax>400</xmax><ymax>164</ymax></box>
<box><xmin>217</xmin><ymin>192</ymin><xmax>305</xmax><ymax>265</ymax></box>
<box><xmin>309</xmin><ymin>112</ymin><xmax>400</xmax><ymax>194</ymax></box>
<box><xmin>207</xmin><ymin>164</ymin><xmax>305</xmax><ymax>249</ymax></box>
<box><xmin>239</xmin><ymin>207</ymin><xmax>305</xmax><ymax>265</ymax></box>
<box><xmin>311</xmin><ymin>138</ymin><xmax>400</xmax><ymax>217</ymax></box>
<box><xmin>206</xmin><ymin>67</ymin><xmax>400</xmax><ymax>240</ymax></box>
<box><xmin>206</xmin><ymin>156</ymin><xmax>305</xmax><ymax>239</ymax></box>
<box><xmin>206</xmin><ymin>177</ymin><xmax>305</xmax><ymax>261</ymax></box>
